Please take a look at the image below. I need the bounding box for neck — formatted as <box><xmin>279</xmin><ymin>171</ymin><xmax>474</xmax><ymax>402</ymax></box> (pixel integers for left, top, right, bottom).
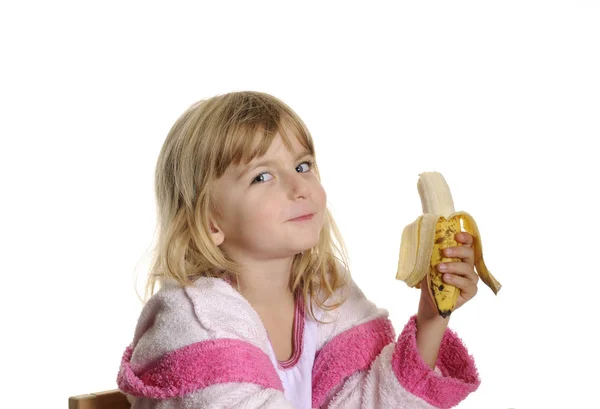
<box><xmin>233</xmin><ymin>257</ymin><xmax>295</xmax><ymax>307</ymax></box>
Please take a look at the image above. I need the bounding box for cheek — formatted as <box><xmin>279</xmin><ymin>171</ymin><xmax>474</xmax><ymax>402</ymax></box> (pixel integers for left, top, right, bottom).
<box><xmin>241</xmin><ymin>197</ymin><xmax>281</xmax><ymax>225</ymax></box>
<box><xmin>311</xmin><ymin>182</ymin><xmax>328</xmax><ymax>226</ymax></box>
<box><xmin>315</xmin><ymin>182</ymin><xmax>327</xmax><ymax>208</ymax></box>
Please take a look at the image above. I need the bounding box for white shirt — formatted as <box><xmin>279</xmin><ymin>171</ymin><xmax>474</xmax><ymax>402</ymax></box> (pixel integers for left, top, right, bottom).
<box><xmin>265</xmin><ymin>294</ymin><xmax>318</xmax><ymax>409</ymax></box>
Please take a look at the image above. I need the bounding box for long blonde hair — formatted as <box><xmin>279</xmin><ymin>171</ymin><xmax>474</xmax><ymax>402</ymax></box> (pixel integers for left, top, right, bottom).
<box><xmin>140</xmin><ymin>91</ymin><xmax>350</xmax><ymax>321</ymax></box>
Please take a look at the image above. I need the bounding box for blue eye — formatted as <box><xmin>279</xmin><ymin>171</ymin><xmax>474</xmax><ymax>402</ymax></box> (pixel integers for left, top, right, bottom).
<box><xmin>251</xmin><ymin>160</ymin><xmax>314</xmax><ymax>185</ymax></box>
<box><xmin>296</xmin><ymin>160</ymin><xmax>314</xmax><ymax>173</ymax></box>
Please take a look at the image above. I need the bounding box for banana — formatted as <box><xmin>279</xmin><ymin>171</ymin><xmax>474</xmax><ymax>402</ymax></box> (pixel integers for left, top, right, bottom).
<box><xmin>396</xmin><ymin>172</ymin><xmax>501</xmax><ymax>318</ymax></box>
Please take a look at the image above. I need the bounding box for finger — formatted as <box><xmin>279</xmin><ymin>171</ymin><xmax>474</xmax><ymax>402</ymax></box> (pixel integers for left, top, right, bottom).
<box><xmin>442</xmin><ymin>273</ymin><xmax>478</xmax><ymax>296</ymax></box>
<box><xmin>443</xmin><ymin>246</ymin><xmax>474</xmax><ymax>266</ymax></box>
<box><xmin>455</xmin><ymin>232</ymin><xmax>474</xmax><ymax>248</ymax></box>
<box><xmin>438</xmin><ymin>261</ymin><xmax>479</xmax><ymax>284</ymax></box>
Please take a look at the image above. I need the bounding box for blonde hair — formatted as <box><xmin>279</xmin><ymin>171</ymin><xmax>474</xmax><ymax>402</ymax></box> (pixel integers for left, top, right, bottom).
<box><xmin>140</xmin><ymin>90</ymin><xmax>350</xmax><ymax>321</ymax></box>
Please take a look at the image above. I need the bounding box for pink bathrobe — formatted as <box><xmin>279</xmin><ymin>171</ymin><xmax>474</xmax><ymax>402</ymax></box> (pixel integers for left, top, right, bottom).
<box><xmin>117</xmin><ymin>270</ymin><xmax>480</xmax><ymax>408</ymax></box>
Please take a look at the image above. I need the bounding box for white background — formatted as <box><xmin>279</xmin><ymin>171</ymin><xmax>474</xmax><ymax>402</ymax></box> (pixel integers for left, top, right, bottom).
<box><xmin>1</xmin><ymin>1</ymin><xmax>598</xmax><ymax>408</ymax></box>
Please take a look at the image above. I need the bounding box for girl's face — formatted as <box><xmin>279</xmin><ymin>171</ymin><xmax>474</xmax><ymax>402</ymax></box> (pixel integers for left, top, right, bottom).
<box><xmin>209</xmin><ymin>133</ymin><xmax>327</xmax><ymax>263</ymax></box>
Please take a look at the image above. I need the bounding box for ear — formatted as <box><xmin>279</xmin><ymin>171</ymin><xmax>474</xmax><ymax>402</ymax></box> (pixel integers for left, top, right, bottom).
<box><xmin>209</xmin><ymin>219</ymin><xmax>225</xmax><ymax>247</ymax></box>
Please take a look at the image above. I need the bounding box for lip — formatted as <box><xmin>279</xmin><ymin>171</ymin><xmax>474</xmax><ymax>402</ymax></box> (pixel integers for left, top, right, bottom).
<box><xmin>288</xmin><ymin>213</ymin><xmax>315</xmax><ymax>222</ymax></box>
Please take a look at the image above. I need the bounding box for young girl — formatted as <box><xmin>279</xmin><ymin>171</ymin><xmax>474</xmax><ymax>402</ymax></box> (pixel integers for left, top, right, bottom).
<box><xmin>117</xmin><ymin>91</ymin><xmax>482</xmax><ymax>408</ymax></box>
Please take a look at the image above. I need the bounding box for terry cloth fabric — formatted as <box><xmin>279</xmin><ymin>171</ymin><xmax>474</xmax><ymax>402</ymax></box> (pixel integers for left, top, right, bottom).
<box><xmin>117</xmin><ymin>266</ymin><xmax>480</xmax><ymax>408</ymax></box>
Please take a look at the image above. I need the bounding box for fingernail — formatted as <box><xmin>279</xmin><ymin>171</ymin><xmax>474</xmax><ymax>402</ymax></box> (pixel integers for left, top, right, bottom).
<box><xmin>444</xmin><ymin>248</ymin><xmax>453</xmax><ymax>256</ymax></box>
<box><xmin>444</xmin><ymin>274</ymin><xmax>451</xmax><ymax>281</ymax></box>
<box><xmin>438</xmin><ymin>263</ymin><xmax>447</xmax><ymax>271</ymax></box>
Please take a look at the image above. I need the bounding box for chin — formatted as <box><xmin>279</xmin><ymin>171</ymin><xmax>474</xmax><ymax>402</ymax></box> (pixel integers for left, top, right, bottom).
<box><xmin>293</xmin><ymin>237</ymin><xmax>321</xmax><ymax>254</ymax></box>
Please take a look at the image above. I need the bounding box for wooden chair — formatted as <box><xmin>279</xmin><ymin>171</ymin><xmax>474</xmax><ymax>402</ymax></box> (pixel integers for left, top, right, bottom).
<box><xmin>68</xmin><ymin>389</ymin><xmax>131</xmax><ymax>409</ymax></box>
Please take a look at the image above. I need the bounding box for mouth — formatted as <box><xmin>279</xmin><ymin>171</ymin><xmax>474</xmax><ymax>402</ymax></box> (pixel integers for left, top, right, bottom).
<box><xmin>288</xmin><ymin>213</ymin><xmax>315</xmax><ymax>222</ymax></box>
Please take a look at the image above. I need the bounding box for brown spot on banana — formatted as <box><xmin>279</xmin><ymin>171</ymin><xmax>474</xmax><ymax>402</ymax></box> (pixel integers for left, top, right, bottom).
<box><xmin>429</xmin><ymin>216</ymin><xmax>462</xmax><ymax>317</ymax></box>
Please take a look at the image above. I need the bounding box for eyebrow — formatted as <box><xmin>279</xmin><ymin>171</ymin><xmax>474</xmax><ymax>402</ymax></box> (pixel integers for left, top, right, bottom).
<box><xmin>236</xmin><ymin>149</ymin><xmax>313</xmax><ymax>180</ymax></box>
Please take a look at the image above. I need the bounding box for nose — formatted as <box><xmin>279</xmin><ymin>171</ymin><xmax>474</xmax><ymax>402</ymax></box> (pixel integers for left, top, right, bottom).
<box><xmin>287</xmin><ymin>172</ymin><xmax>312</xmax><ymax>200</ymax></box>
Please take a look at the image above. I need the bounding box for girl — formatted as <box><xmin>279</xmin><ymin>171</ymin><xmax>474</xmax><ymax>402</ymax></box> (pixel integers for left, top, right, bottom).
<box><xmin>117</xmin><ymin>91</ymin><xmax>481</xmax><ymax>408</ymax></box>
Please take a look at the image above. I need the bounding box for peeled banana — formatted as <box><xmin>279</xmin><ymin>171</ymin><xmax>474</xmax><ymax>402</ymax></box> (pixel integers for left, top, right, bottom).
<box><xmin>396</xmin><ymin>172</ymin><xmax>501</xmax><ymax>318</ymax></box>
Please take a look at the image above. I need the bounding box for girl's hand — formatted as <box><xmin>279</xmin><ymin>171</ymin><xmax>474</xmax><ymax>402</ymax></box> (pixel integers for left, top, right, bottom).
<box><xmin>419</xmin><ymin>232</ymin><xmax>479</xmax><ymax>314</ymax></box>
